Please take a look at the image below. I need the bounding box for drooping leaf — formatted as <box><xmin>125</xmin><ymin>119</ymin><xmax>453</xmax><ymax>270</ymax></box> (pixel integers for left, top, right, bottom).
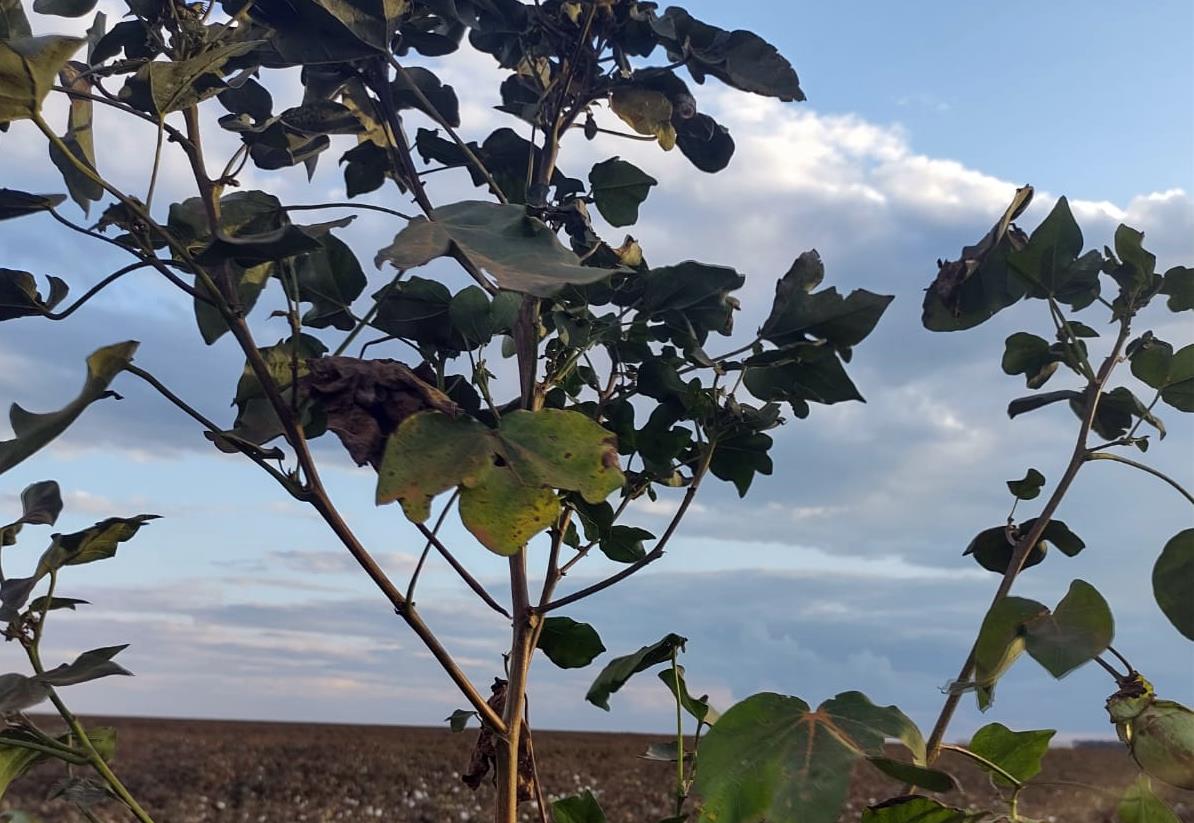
<box><xmin>235</xmin><ymin>0</ymin><xmax>405</xmax><ymax>65</ymax></box>
<box><xmin>695</xmin><ymin>691</ymin><xmax>925</xmax><ymax>823</ymax></box>
<box><xmin>962</xmin><ymin>525</ymin><xmax>1046</xmax><ymax>574</ymax></box>
<box><xmin>552</xmin><ymin>791</ymin><xmax>607</xmax><ymax>823</ymax></box>
<box><xmin>1117</xmin><ymin>775</ymin><xmax>1181</xmax><ymax>823</ymax></box>
<box><xmin>36</xmin><ymin>644</ymin><xmax>132</xmax><ymax>686</ymax></box>
<box><xmin>1006</xmin><ymin>389</ymin><xmax>1081</xmax><ymax>420</ymax></box>
<box><xmin>0</xmin><ymin>341</ymin><xmax>137</xmax><ymax>475</ymax></box>
<box><xmin>659</xmin><ymin>664</ymin><xmax>719</xmax><ymax>724</ymax></box>
<box><xmin>536</xmin><ymin>616</ymin><xmax>605</xmax><ymax>669</ymax></box>
<box><xmin>588</xmin><ymin>158</ymin><xmax>657</xmax><ymax>227</ymax></box>
<box><xmin>31</xmin><ymin>0</ymin><xmax>96</xmax><ymax>19</ymax></box>
<box><xmin>866</xmin><ymin>757</ymin><xmax>957</xmax><ymax>793</ymax></box>
<box><xmin>609</xmin><ymin>86</ymin><xmax>675</xmax><ymax>148</ymax></box>
<box><xmin>375</xmin><ymin>201</ymin><xmax>621</xmax><ymax>297</ymax></box>
<box><xmin>862</xmin><ymin>796</ymin><xmax>989</xmax><ymax>823</ymax></box>
<box><xmin>650</xmin><ymin>8</ymin><xmax>804</xmax><ymax>101</ymax></box>
<box><xmin>37</xmin><ymin>513</ymin><xmax>159</xmax><ymax>573</ymax></box>
<box><xmin>598</xmin><ymin>525</ymin><xmax>654</xmax><ymax>563</ymax></box>
<box><xmin>1153</xmin><ymin>529</ymin><xmax>1194</xmax><ymax>641</ymax></box>
<box><xmin>0</xmin><ymin>269</ymin><xmax>69</xmax><ymax>321</ymax></box>
<box><xmin>294</xmin><ymin>233</ymin><xmax>367</xmax><ymax>330</ymax></box>
<box><xmin>1</xmin><ymin>479</ymin><xmax>64</xmax><ymax>545</ymax></box>
<box><xmin>26</xmin><ymin>596</ymin><xmax>87</xmax><ymax>612</ymax></box>
<box><xmin>962</xmin><ymin>596</ymin><xmax>1049</xmax><ymax>710</ymax></box>
<box><xmin>391</xmin><ymin>65</ymin><xmax>460</xmax><ymax>126</ymax></box>
<box><xmin>967</xmin><ymin>722</ymin><xmax>1055</xmax><ymax>786</ymax></box>
<box><xmin>445</xmin><ymin>709</ymin><xmax>476</xmax><ymax>733</ymax></box>
<box><xmin>47</xmin><ymin>62</ymin><xmax>102</xmax><ymax>214</ymax></box>
<box><xmin>1001</xmin><ymin>333</ymin><xmax>1061</xmax><ymax>389</ymax></box>
<box><xmin>585</xmin><ymin>633</ymin><xmax>686</xmax><ymax>711</ymax></box>
<box><xmin>0</xmin><ymin>36</ymin><xmax>85</xmax><ymax>122</ymax></box>
<box><xmin>0</xmin><ymin>190</ymin><xmax>66</xmax><ymax>222</ymax></box>
<box><xmin>0</xmin><ymin>674</ymin><xmax>48</xmax><ymax>713</ymax></box>
<box><xmin>1006</xmin><ymin>468</ymin><xmax>1045</xmax><ymax>500</ymax></box>
<box><xmin>676</xmin><ymin>111</ymin><xmax>735</xmax><ymax>172</ymax></box>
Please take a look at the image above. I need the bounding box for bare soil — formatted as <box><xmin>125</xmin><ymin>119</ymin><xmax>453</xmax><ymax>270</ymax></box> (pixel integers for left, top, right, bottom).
<box><xmin>2</xmin><ymin>717</ymin><xmax>1191</xmax><ymax>822</ymax></box>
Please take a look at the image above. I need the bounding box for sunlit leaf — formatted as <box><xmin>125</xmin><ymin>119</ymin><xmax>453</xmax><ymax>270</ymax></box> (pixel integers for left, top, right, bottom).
<box><xmin>967</xmin><ymin>722</ymin><xmax>1054</xmax><ymax>786</ymax></box>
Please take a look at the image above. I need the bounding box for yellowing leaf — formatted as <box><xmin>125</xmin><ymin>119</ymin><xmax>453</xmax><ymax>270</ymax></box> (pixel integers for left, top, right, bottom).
<box><xmin>609</xmin><ymin>86</ymin><xmax>676</xmax><ymax>149</ymax></box>
<box><xmin>0</xmin><ymin>36</ymin><xmax>85</xmax><ymax>122</ymax></box>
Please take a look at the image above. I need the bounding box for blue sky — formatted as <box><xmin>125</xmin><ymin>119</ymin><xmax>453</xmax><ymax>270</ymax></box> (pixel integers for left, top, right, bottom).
<box><xmin>0</xmin><ymin>1</ymin><xmax>1191</xmax><ymax>742</ymax></box>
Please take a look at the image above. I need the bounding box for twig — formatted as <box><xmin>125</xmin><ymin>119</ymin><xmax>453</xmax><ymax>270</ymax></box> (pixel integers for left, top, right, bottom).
<box><xmin>414</xmin><ymin>519</ymin><xmax>511</xmax><ymax>619</ymax></box>
<box><xmin>1086</xmin><ymin>451</ymin><xmax>1194</xmax><ymax>505</ymax></box>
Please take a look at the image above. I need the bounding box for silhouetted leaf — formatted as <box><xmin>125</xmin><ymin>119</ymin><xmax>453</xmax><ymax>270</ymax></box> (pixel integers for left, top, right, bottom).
<box><xmin>37</xmin><ymin>644</ymin><xmax>132</xmax><ymax>686</ymax></box>
<box><xmin>588</xmin><ymin>158</ymin><xmax>657</xmax><ymax>227</ymax></box>
<box><xmin>586</xmin><ymin>633</ymin><xmax>686</xmax><ymax>711</ymax></box>
<box><xmin>0</xmin><ymin>675</ymin><xmax>48</xmax><ymax>713</ymax></box>
<box><xmin>0</xmin><ymin>190</ymin><xmax>66</xmax><ymax>222</ymax></box>
<box><xmin>295</xmin><ymin>233</ymin><xmax>366</xmax><ymax>330</ymax></box>
<box><xmin>1006</xmin><ymin>468</ymin><xmax>1045</xmax><ymax>500</ymax></box>
<box><xmin>1006</xmin><ymin>389</ymin><xmax>1081</xmax><ymax>420</ymax></box>
<box><xmin>659</xmin><ymin>664</ymin><xmax>719</xmax><ymax>724</ymax></box>
<box><xmin>537</xmin><ymin>616</ymin><xmax>605</xmax><ymax>669</ymax></box>
<box><xmin>598</xmin><ymin>525</ymin><xmax>653</xmax><ymax>563</ymax></box>
<box><xmin>0</xmin><ymin>341</ymin><xmax>137</xmax><ymax>475</ymax></box>
<box><xmin>1154</xmin><ymin>529</ymin><xmax>1194</xmax><ymax>641</ymax></box>
<box><xmin>761</xmin><ymin>252</ymin><xmax>892</xmax><ymax>348</ymax></box>
<box><xmin>0</xmin><ymin>269</ymin><xmax>68</xmax><ymax>321</ymax></box>
<box><xmin>31</xmin><ymin>0</ymin><xmax>96</xmax><ymax>18</ymax></box>
<box><xmin>1008</xmin><ymin>197</ymin><xmax>1100</xmax><ymax>309</ymax></box>
<box><xmin>1160</xmin><ymin>266</ymin><xmax>1193</xmax><ymax>312</ymax></box>
<box><xmin>119</xmin><ymin>42</ymin><xmax>258</xmax><ymax>115</ymax></box>
<box><xmin>1002</xmin><ymin>333</ymin><xmax>1061</xmax><ymax>389</ymax></box>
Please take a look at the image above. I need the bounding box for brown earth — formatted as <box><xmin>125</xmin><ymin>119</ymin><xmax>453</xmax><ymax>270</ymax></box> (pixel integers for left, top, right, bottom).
<box><xmin>2</xmin><ymin>717</ymin><xmax>1191</xmax><ymax>822</ymax></box>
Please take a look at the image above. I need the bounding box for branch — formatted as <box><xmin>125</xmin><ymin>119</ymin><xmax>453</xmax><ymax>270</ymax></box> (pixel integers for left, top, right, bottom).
<box><xmin>922</xmin><ymin>318</ymin><xmax>1134</xmax><ymax>764</ymax></box>
<box><xmin>539</xmin><ymin>444</ymin><xmax>715</xmax><ymax>613</ymax></box>
<box><xmin>939</xmin><ymin>744</ymin><xmax>1023</xmax><ymax>789</ymax></box>
<box><xmin>415</xmin><ymin>519</ymin><xmax>512</xmax><ymax>618</ymax></box>
<box><xmin>282</xmin><ymin>202</ymin><xmax>417</xmax><ymax>221</ymax></box>
<box><xmin>1086</xmin><ymin>452</ymin><xmax>1194</xmax><ymax>506</ymax></box>
<box><xmin>44</xmin><ymin>261</ymin><xmax>155</xmax><ymax>320</ymax></box>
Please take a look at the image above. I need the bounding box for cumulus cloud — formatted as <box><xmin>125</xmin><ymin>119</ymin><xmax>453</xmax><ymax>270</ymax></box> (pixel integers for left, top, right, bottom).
<box><xmin>0</xmin><ymin>34</ymin><xmax>1191</xmax><ymax>737</ymax></box>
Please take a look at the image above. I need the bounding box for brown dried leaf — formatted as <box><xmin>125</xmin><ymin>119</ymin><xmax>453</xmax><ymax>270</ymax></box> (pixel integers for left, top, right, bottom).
<box><xmin>301</xmin><ymin>356</ymin><xmax>456</xmax><ymax>468</ymax></box>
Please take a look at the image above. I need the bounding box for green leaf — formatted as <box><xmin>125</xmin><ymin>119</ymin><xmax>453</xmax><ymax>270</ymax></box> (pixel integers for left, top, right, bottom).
<box><xmin>967</xmin><ymin>722</ymin><xmax>1055</xmax><ymax>786</ymax></box>
<box><xmin>1160</xmin><ymin>266</ymin><xmax>1193</xmax><ymax>312</ymax></box>
<box><xmin>1117</xmin><ymin>775</ymin><xmax>1180</xmax><ymax>823</ymax></box>
<box><xmin>1025</xmin><ymin>579</ymin><xmax>1114</xmax><ymax>678</ymax></box>
<box><xmin>760</xmin><ymin>256</ymin><xmax>893</xmax><ymax>348</ymax></box>
<box><xmin>391</xmin><ymin>66</ymin><xmax>459</xmax><ymax>126</ymax></box>
<box><xmin>650</xmin><ymin>8</ymin><xmax>804</xmax><ymax>102</ymax></box>
<box><xmin>609</xmin><ymin>86</ymin><xmax>676</xmax><ymax>148</ymax></box>
<box><xmin>447</xmin><ymin>285</ymin><xmax>493</xmax><ymax>348</ymax></box>
<box><xmin>295</xmin><ymin>234</ymin><xmax>366</xmax><ymax>331</ymax></box>
<box><xmin>598</xmin><ymin>525</ymin><xmax>653</xmax><ymax>563</ymax></box>
<box><xmin>1028</xmin><ymin>518</ymin><xmax>1085</xmax><ymax>558</ymax></box>
<box><xmin>444</xmin><ymin>709</ymin><xmax>476</xmax><ymax>733</ymax></box>
<box><xmin>1159</xmin><ymin>345</ymin><xmax>1194</xmax><ymax>412</ymax></box>
<box><xmin>586</xmin><ymin>633</ymin><xmax>686</xmax><ymax>711</ymax></box>
<box><xmin>0</xmin><ymin>675</ymin><xmax>48</xmax><ymax>714</ymax></box>
<box><xmin>0</xmin><ymin>0</ymin><xmax>31</xmax><ymax>39</ymax></box>
<box><xmin>118</xmin><ymin>42</ymin><xmax>258</xmax><ymax>115</ymax></box>
<box><xmin>1008</xmin><ymin>197</ymin><xmax>1098</xmax><ymax>307</ymax></box>
<box><xmin>48</xmin><ymin>63</ymin><xmax>102</xmax><ymax>215</ymax></box>
<box><xmin>0</xmin><ymin>341</ymin><xmax>137</xmax><ymax>475</ymax></box>
<box><xmin>866</xmin><ymin>757</ymin><xmax>957</xmax><ymax>793</ymax></box>
<box><xmin>1002</xmin><ymin>333</ymin><xmax>1061</xmax><ymax>389</ymax></box>
<box><xmin>1112</xmin><ymin>224</ymin><xmax>1158</xmax><ymax>296</ymax></box>
<box><xmin>588</xmin><ymin>158</ymin><xmax>657</xmax><ymax>227</ymax></box>
<box><xmin>659</xmin><ymin>664</ymin><xmax>720</xmax><ymax>724</ymax></box>
<box><xmin>0</xmin><ymin>269</ymin><xmax>68</xmax><ymax>321</ymax></box>
<box><xmin>537</xmin><ymin>616</ymin><xmax>605</xmax><ymax>669</ymax></box>
<box><xmin>695</xmin><ymin>691</ymin><xmax>925</xmax><ymax>823</ymax></box>
<box><xmin>37</xmin><ymin>513</ymin><xmax>159</xmax><ymax>573</ymax></box>
<box><xmin>377</xmin><ymin>410</ymin><xmax>623</xmax><ymax>556</ymax></box>
<box><xmin>1007</xmin><ymin>389</ymin><xmax>1082</xmax><ymax>420</ymax></box>
<box><xmin>963</xmin><ymin>596</ymin><xmax>1048</xmax><ymax>709</ymax></box>
<box><xmin>552</xmin><ymin>791</ymin><xmax>607</xmax><ymax>823</ymax></box>
<box><xmin>744</xmin><ymin>347</ymin><xmax>864</xmax><ymax>406</ymax></box>
<box><xmin>0</xmin><ymin>731</ymin><xmax>49</xmax><ymax>798</ymax></box>
<box><xmin>31</xmin><ymin>0</ymin><xmax>96</xmax><ymax>18</ymax></box>
<box><xmin>676</xmin><ymin>112</ymin><xmax>735</xmax><ymax>173</ymax></box>
<box><xmin>0</xmin><ymin>36</ymin><xmax>85</xmax><ymax>122</ymax></box>
<box><xmin>709</xmin><ymin>430</ymin><xmax>773</xmax><ymax>497</ymax></box>
<box><xmin>863</xmin><ymin>796</ymin><xmax>989</xmax><ymax>822</ymax></box>
<box><xmin>1153</xmin><ymin>529</ymin><xmax>1194</xmax><ymax>641</ymax></box>
<box><xmin>375</xmin><ymin>201</ymin><xmax>620</xmax><ymax>297</ymax></box>
<box><xmin>0</xmin><ymin>190</ymin><xmax>66</xmax><ymax>222</ymax></box>
<box><xmin>37</xmin><ymin>644</ymin><xmax>132</xmax><ymax>686</ymax></box>
<box><xmin>963</xmin><ymin>525</ymin><xmax>1046</xmax><ymax>574</ymax></box>
<box><xmin>1006</xmin><ymin>469</ymin><xmax>1045</xmax><ymax>500</ymax></box>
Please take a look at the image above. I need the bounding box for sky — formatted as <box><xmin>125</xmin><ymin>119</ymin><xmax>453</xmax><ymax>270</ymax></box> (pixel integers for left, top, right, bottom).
<box><xmin>0</xmin><ymin>1</ymin><xmax>1192</xmax><ymax>744</ymax></box>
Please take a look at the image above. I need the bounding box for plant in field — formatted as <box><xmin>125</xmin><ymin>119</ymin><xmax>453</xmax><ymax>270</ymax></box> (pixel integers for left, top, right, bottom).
<box><xmin>579</xmin><ymin>187</ymin><xmax>1193</xmax><ymax>823</ymax></box>
<box><xmin>1</xmin><ymin>0</ymin><xmax>895</xmax><ymax>819</ymax></box>
<box><xmin>0</xmin><ymin>1</ymin><xmax>1190</xmax><ymax>821</ymax></box>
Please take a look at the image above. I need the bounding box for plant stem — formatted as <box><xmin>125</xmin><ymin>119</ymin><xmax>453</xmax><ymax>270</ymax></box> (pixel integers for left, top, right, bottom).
<box><xmin>1086</xmin><ymin>452</ymin><xmax>1194</xmax><ymax>505</ymax></box>
<box><xmin>671</xmin><ymin>649</ymin><xmax>686</xmax><ymax>818</ymax></box>
<box><xmin>45</xmin><ymin>262</ymin><xmax>156</xmax><ymax>320</ymax></box>
<box><xmin>939</xmin><ymin>744</ymin><xmax>1023</xmax><ymax>789</ymax></box>
<box><xmin>23</xmin><ymin>645</ymin><xmax>155</xmax><ymax>822</ymax></box>
<box><xmin>540</xmin><ymin>442</ymin><xmax>716</xmax><ymax>613</ymax></box>
<box><xmin>413</xmin><ymin>519</ymin><xmax>511</xmax><ymax>619</ymax></box>
<box><xmin>282</xmin><ymin>202</ymin><xmax>417</xmax><ymax>221</ymax></box>
<box><xmin>922</xmin><ymin>319</ymin><xmax>1132</xmax><ymax>764</ymax></box>
<box><xmin>0</xmin><ymin>735</ymin><xmax>89</xmax><ymax>764</ymax></box>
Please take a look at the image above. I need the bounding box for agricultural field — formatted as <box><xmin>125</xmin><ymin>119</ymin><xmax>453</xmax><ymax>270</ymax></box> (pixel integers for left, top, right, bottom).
<box><xmin>3</xmin><ymin>717</ymin><xmax>1191</xmax><ymax>822</ymax></box>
